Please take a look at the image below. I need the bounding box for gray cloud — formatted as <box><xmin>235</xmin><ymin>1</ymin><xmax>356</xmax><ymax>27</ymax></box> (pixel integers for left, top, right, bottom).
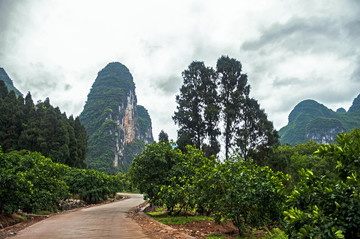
<box><xmin>273</xmin><ymin>77</ymin><xmax>302</xmax><ymax>87</ymax></box>
<box><xmin>241</xmin><ymin>17</ymin><xmax>341</xmax><ymax>54</ymax></box>
<box><xmin>153</xmin><ymin>75</ymin><xmax>182</xmax><ymax>96</ymax></box>
<box><xmin>18</xmin><ymin>62</ymin><xmax>61</xmax><ymax>91</ymax></box>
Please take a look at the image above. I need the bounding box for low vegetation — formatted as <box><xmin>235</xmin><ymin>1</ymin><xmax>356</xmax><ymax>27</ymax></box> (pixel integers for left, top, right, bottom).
<box><xmin>131</xmin><ymin>129</ymin><xmax>360</xmax><ymax>238</ymax></box>
<box><xmin>0</xmin><ymin>148</ymin><xmax>125</xmax><ymax>215</ymax></box>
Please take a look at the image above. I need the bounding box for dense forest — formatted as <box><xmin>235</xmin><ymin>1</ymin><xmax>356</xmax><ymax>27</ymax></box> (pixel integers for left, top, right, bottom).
<box><xmin>0</xmin><ymin>80</ymin><xmax>87</xmax><ymax>168</ymax></box>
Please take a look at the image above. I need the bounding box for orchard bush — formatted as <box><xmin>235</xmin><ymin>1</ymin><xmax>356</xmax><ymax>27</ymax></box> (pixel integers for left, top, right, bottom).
<box><xmin>130</xmin><ymin>141</ymin><xmax>184</xmax><ymax>204</ymax></box>
<box><xmin>0</xmin><ymin>149</ymin><xmax>69</xmax><ymax>213</ymax></box>
<box><xmin>283</xmin><ymin>130</ymin><xmax>360</xmax><ymax>238</ymax></box>
<box><xmin>0</xmin><ymin>148</ymin><xmax>124</xmax><ymax>214</ymax></box>
<box><xmin>63</xmin><ymin>168</ymin><xmax>123</xmax><ymax>204</ymax></box>
<box><xmin>199</xmin><ymin>154</ymin><xmax>288</xmax><ymax>236</ymax></box>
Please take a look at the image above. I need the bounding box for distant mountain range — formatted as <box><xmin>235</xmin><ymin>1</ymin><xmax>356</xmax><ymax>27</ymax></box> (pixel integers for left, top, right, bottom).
<box><xmin>0</xmin><ymin>68</ymin><xmax>22</xmax><ymax>96</ymax></box>
<box><xmin>279</xmin><ymin>94</ymin><xmax>360</xmax><ymax>145</ymax></box>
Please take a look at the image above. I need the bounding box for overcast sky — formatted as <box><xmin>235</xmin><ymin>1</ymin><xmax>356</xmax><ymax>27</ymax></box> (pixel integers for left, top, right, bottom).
<box><xmin>1</xmin><ymin>0</ymin><xmax>359</xmax><ymax>141</ymax></box>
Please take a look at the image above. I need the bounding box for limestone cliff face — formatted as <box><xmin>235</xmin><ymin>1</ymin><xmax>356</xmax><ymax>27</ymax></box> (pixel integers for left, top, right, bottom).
<box><xmin>306</xmin><ymin>126</ymin><xmax>345</xmax><ymax>144</ymax></box>
<box><xmin>79</xmin><ymin>62</ymin><xmax>154</xmax><ymax>174</ymax></box>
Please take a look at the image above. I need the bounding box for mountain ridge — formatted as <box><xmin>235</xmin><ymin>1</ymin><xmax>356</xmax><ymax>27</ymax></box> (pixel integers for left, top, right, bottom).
<box><xmin>279</xmin><ymin>94</ymin><xmax>360</xmax><ymax>145</ymax></box>
<box><xmin>0</xmin><ymin>68</ymin><xmax>22</xmax><ymax>96</ymax></box>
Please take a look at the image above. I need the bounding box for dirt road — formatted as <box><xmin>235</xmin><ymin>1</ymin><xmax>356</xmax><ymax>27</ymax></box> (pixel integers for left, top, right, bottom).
<box><xmin>12</xmin><ymin>193</ymin><xmax>149</xmax><ymax>239</ymax></box>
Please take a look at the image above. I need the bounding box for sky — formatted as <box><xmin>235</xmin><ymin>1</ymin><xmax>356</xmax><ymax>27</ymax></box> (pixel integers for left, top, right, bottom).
<box><xmin>0</xmin><ymin>0</ymin><xmax>359</xmax><ymax>141</ymax></box>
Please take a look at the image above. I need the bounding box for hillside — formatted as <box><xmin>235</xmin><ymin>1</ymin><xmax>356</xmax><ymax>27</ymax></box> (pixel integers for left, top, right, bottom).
<box><xmin>79</xmin><ymin>62</ymin><xmax>153</xmax><ymax>174</ymax></box>
<box><xmin>0</xmin><ymin>68</ymin><xmax>22</xmax><ymax>96</ymax></box>
<box><xmin>279</xmin><ymin>95</ymin><xmax>360</xmax><ymax>145</ymax></box>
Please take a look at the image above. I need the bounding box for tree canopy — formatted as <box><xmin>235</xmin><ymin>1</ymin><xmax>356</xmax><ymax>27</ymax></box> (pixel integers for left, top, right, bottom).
<box><xmin>174</xmin><ymin>56</ymin><xmax>279</xmax><ymax>160</ymax></box>
<box><xmin>0</xmin><ymin>82</ymin><xmax>87</xmax><ymax>168</ymax></box>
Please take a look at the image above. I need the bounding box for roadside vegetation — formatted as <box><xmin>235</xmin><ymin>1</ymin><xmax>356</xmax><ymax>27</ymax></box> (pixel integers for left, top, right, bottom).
<box><xmin>130</xmin><ymin>56</ymin><xmax>360</xmax><ymax>238</ymax></box>
<box><xmin>130</xmin><ymin>129</ymin><xmax>360</xmax><ymax>238</ymax></box>
<box><xmin>0</xmin><ymin>149</ymin><xmax>127</xmax><ymax>216</ymax></box>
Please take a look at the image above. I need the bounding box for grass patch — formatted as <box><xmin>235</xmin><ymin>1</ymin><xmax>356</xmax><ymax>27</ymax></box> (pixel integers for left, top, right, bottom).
<box><xmin>153</xmin><ymin>215</ymin><xmax>213</xmax><ymax>225</ymax></box>
<box><xmin>263</xmin><ymin>228</ymin><xmax>287</xmax><ymax>239</ymax></box>
<box><xmin>146</xmin><ymin>207</ymin><xmax>167</xmax><ymax>216</ymax></box>
<box><xmin>146</xmin><ymin>206</ymin><xmax>213</xmax><ymax>225</ymax></box>
<box><xmin>147</xmin><ymin>208</ymin><xmax>213</xmax><ymax>225</ymax></box>
<box><xmin>33</xmin><ymin>210</ymin><xmax>53</xmax><ymax>215</ymax></box>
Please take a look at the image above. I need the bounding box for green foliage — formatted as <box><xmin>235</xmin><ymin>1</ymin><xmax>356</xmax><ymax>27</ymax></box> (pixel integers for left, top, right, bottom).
<box><xmin>63</xmin><ymin>168</ymin><xmax>122</xmax><ymax>204</ymax></box>
<box><xmin>121</xmin><ymin>139</ymin><xmax>146</xmax><ymax>173</ymax></box>
<box><xmin>158</xmin><ymin>129</ymin><xmax>169</xmax><ymax>143</ymax></box>
<box><xmin>217</xmin><ymin>55</ymin><xmax>250</xmax><ymax>160</ymax></box>
<box><xmin>174</xmin><ymin>56</ymin><xmax>278</xmax><ymax>161</ymax></box>
<box><xmin>129</xmin><ymin>141</ymin><xmax>184</xmax><ymax>204</ymax></box>
<box><xmin>264</xmin><ymin>228</ymin><xmax>288</xmax><ymax>239</ymax></box>
<box><xmin>0</xmin><ymin>149</ymin><xmax>70</xmax><ymax>213</ymax></box>
<box><xmin>158</xmin><ymin>146</ymin><xmax>213</xmax><ymax>215</ymax></box>
<box><xmin>283</xmin><ymin>130</ymin><xmax>360</xmax><ymax>238</ymax></box>
<box><xmin>174</xmin><ymin>61</ymin><xmax>220</xmax><ymax>156</ymax></box>
<box><xmin>129</xmin><ymin>143</ymin><xmax>287</xmax><ymax>236</ymax></box>
<box><xmin>0</xmin><ymin>147</ymin><xmax>124</xmax><ymax>213</ymax></box>
<box><xmin>348</xmin><ymin>94</ymin><xmax>360</xmax><ymax>113</ymax></box>
<box><xmin>148</xmin><ymin>214</ymin><xmax>213</xmax><ymax>225</ymax></box>
<box><xmin>136</xmin><ymin>105</ymin><xmax>152</xmax><ymax>138</ymax></box>
<box><xmin>266</xmin><ymin>141</ymin><xmax>336</xmax><ymax>182</ymax></box>
<box><xmin>199</xmin><ymin>156</ymin><xmax>287</xmax><ymax>236</ymax></box>
<box><xmin>0</xmin><ymin>84</ymin><xmax>87</xmax><ymax>168</ymax></box>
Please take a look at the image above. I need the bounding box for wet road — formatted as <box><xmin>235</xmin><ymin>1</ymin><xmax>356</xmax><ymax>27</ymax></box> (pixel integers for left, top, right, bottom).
<box><xmin>12</xmin><ymin>193</ymin><xmax>149</xmax><ymax>239</ymax></box>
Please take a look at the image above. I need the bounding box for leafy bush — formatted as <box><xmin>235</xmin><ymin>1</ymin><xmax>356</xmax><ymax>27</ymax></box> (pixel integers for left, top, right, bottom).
<box><xmin>63</xmin><ymin>168</ymin><xmax>122</xmax><ymax>204</ymax></box>
<box><xmin>283</xmin><ymin>130</ymin><xmax>360</xmax><ymax>238</ymax></box>
<box><xmin>130</xmin><ymin>143</ymin><xmax>288</xmax><ymax>236</ymax></box>
<box><xmin>129</xmin><ymin>141</ymin><xmax>184</xmax><ymax>204</ymax></box>
<box><xmin>0</xmin><ymin>149</ymin><xmax>70</xmax><ymax>213</ymax></box>
<box><xmin>200</xmin><ymin>156</ymin><xmax>287</xmax><ymax>236</ymax></box>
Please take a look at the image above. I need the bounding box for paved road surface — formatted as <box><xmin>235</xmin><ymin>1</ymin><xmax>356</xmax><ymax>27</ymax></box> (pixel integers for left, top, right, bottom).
<box><xmin>12</xmin><ymin>193</ymin><xmax>149</xmax><ymax>239</ymax></box>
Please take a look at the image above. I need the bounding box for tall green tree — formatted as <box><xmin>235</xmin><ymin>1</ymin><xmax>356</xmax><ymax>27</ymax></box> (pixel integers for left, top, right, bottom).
<box><xmin>217</xmin><ymin>56</ymin><xmax>279</xmax><ymax>161</ymax></box>
<box><xmin>217</xmin><ymin>56</ymin><xmax>249</xmax><ymax>160</ymax></box>
<box><xmin>236</xmin><ymin>97</ymin><xmax>279</xmax><ymax>162</ymax></box>
<box><xmin>0</xmin><ymin>80</ymin><xmax>8</xmax><ymax>99</ymax></box>
<box><xmin>0</xmin><ymin>91</ymin><xmax>21</xmax><ymax>151</ymax></box>
<box><xmin>158</xmin><ymin>129</ymin><xmax>169</xmax><ymax>143</ymax></box>
<box><xmin>173</xmin><ymin>61</ymin><xmax>220</xmax><ymax>156</ymax></box>
<box><xmin>18</xmin><ymin>92</ymin><xmax>39</xmax><ymax>152</ymax></box>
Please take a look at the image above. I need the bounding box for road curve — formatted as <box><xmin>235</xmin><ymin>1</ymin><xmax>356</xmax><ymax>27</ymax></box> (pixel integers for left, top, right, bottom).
<box><xmin>12</xmin><ymin>193</ymin><xmax>149</xmax><ymax>239</ymax></box>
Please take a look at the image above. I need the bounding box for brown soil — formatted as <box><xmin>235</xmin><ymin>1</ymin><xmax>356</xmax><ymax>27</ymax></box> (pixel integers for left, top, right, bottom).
<box><xmin>0</xmin><ymin>214</ymin><xmax>48</xmax><ymax>239</ymax></box>
<box><xmin>129</xmin><ymin>204</ymin><xmax>267</xmax><ymax>239</ymax></box>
